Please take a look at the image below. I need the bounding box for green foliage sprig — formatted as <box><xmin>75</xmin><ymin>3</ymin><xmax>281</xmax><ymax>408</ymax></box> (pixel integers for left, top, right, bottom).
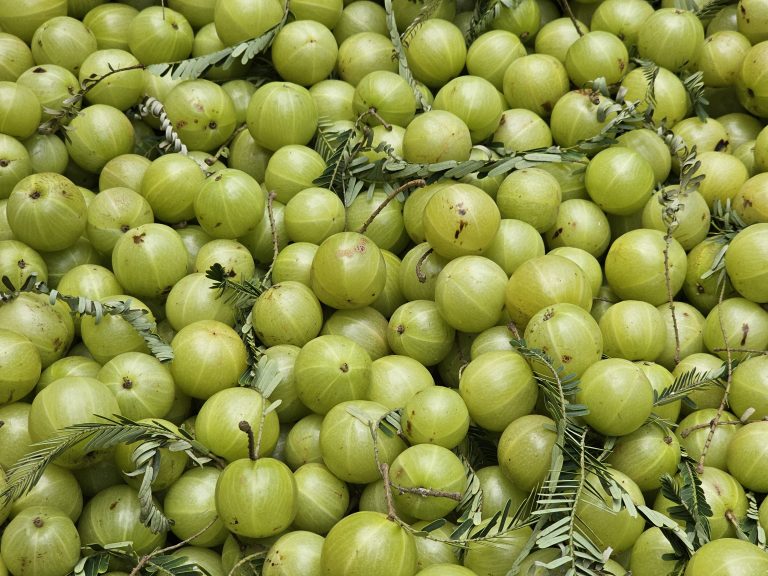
<box><xmin>653</xmin><ymin>364</ymin><xmax>728</xmax><ymax>409</ymax></box>
<box><xmin>145</xmin><ymin>1</ymin><xmax>290</xmax><ymax>80</ymax></box>
<box><xmin>0</xmin><ymin>274</ymin><xmax>173</xmax><ymax>363</ymax></box>
<box><xmin>0</xmin><ymin>415</ymin><xmax>222</xmax><ymax>533</ymax></box>
<box><xmin>659</xmin><ymin>457</ymin><xmax>713</xmax><ymax>549</ymax></box>
<box><xmin>384</xmin><ymin>0</ymin><xmax>432</xmax><ymax>111</ymax></box>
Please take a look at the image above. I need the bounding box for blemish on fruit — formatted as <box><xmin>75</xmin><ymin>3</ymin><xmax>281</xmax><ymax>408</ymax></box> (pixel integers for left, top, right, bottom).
<box><xmin>33</xmin><ymin>517</ymin><xmax>44</xmax><ymax>528</ymax></box>
<box><xmin>132</xmin><ymin>232</ymin><xmax>146</xmax><ymax>244</ymax></box>
<box><xmin>0</xmin><ymin>160</ymin><xmax>8</xmax><ymax>167</ymax></box>
<box><xmin>551</xmin><ymin>227</ymin><xmax>563</xmax><ymax>239</ymax></box>
<box><xmin>396</xmin><ymin>324</ymin><xmax>405</xmax><ymax>334</ymax></box>
<box><xmin>120</xmin><ymin>224</ymin><xmax>130</xmax><ymax>232</ymax></box>
<box><xmin>208</xmin><ymin>121</ymin><xmax>218</xmax><ymax>129</ymax></box>
<box><xmin>122</xmin><ymin>377</ymin><xmax>133</xmax><ymax>389</ymax></box>
<box><xmin>17</xmin><ymin>259</ymin><xmax>26</xmax><ymax>269</ymax></box>
<box><xmin>741</xmin><ymin>322</ymin><xmax>749</xmax><ymax>346</ymax></box>
<box><xmin>715</xmin><ymin>139</ymin><xmax>728</xmax><ymax>152</ymax></box>
<box><xmin>30</xmin><ymin>190</ymin><xmax>41</xmax><ymax>199</ymax></box>
<box><xmin>33</xmin><ymin>67</ymin><xmax>45</xmax><ymax>73</ymax></box>
<box><xmin>454</xmin><ymin>219</ymin><xmax>467</xmax><ymax>239</ymax></box>
<box><xmin>339</xmin><ymin>362</ymin><xmax>349</xmax><ymax>373</ymax></box>
<box><xmin>561</xmin><ymin>354</ymin><xmax>572</xmax><ymax>364</ymax></box>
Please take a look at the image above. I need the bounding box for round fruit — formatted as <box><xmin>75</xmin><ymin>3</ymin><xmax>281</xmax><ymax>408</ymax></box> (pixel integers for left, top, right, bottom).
<box><xmin>402</xmin><ymin>386</ymin><xmax>469</xmax><ymax>449</ymax></box>
<box><xmin>163</xmin><ymin>466</ymin><xmax>228</xmax><ymax>548</ymax></box>
<box><xmin>164</xmin><ymin>79</ymin><xmax>237</xmax><ymax>153</ymax></box>
<box><xmin>403</xmin><ymin>19</ymin><xmax>466</xmax><ymax>89</ymax></box>
<box><xmin>0</xmin><ymin>330</ymin><xmax>41</xmax><ymax>405</ymax></box>
<box><xmin>684</xmin><ymin>538</ymin><xmax>768</xmax><ymax>575</ymax></box>
<box><xmin>497</xmin><ymin>414</ymin><xmax>556</xmax><ymax>491</ymax></box>
<box><xmin>575</xmin><ymin>358</ymin><xmax>654</xmax><ymax>437</ymax></box>
<box><xmin>677</xmin><ymin>408</ymin><xmax>741</xmax><ymax>471</ymax></box>
<box><xmin>599</xmin><ymin>299</ymin><xmax>666</xmax><ymax>361</ymax></box>
<box><xmin>262</xmin><ymin>530</ymin><xmax>324</xmax><ymax>576</ymax></box>
<box><xmin>65</xmin><ymin>104</ymin><xmax>134</xmax><ymax>173</ymax></box>
<box><xmin>97</xmin><ymin>351</ymin><xmax>175</xmax><ymax>420</ymax></box>
<box><xmin>402</xmin><ymin>110</ymin><xmax>473</xmax><ymax>164</ymax></box>
<box><xmin>726</xmin><ymin>421</ymin><xmax>768</xmax><ymax>492</ymax></box>
<box><xmin>586</xmin><ymin>147</ymin><xmax>655</xmax><ymax>216</ymax></box>
<box><xmin>271</xmin><ymin>20</ymin><xmax>338</xmax><ymax>86</ymax></box>
<box><xmin>246</xmin><ymin>82</ymin><xmax>318</xmax><ymax>151</ymax></box>
<box><xmin>724</xmin><ymin>223</ymin><xmax>768</xmax><ymax>303</ymax></box>
<box><xmin>606</xmin><ymin>422</ymin><xmax>681</xmax><ymax>491</ymax></box>
<box><xmin>292</xmin><ymin>463</ymin><xmax>350</xmax><ymax>535</ymax></box>
<box><xmin>387</xmin><ymin>300</ymin><xmax>455</xmax><ymax>367</ymax></box>
<box><xmin>496</xmin><ymin>168</ymin><xmax>562</xmax><ymax>232</ymax></box>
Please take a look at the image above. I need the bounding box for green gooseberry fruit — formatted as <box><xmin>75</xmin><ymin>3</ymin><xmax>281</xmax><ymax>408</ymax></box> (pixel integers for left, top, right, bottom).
<box><xmin>463</xmin><ymin>520</ymin><xmax>532</xmax><ymax>576</ymax></box>
<box><xmin>353</xmin><ymin>70</ymin><xmax>416</xmax><ymax>127</ymax></box>
<box><xmin>128</xmin><ymin>6</ymin><xmax>193</xmax><ymax>65</ymax></box>
<box><xmin>402</xmin><ymin>110</ymin><xmax>473</xmax><ymax>164</ymax></box>
<box><xmin>402</xmin><ymin>386</ymin><xmax>469</xmax><ymax>449</ymax></box>
<box><xmin>0</xmin><ymin>506</ymin><xmax>80</xmax><ymax>576</ymax></box>
<box><xmin>605</xmin><ymin>228</ymin><xmax>687</xmax><ymax>306</ymax></box>
<box><xmin>251</xmin><ymin>281</ymin><xmax>322</xmax><ymax>348</ymax></box>
<box><xmin>271</xmin><ymin>20</ymin><xmax>338</xmax><ymax>87</ymax></box>
<box><xmin>629</xmin><ymin>527</ymin><xmax>678</xmax><ymax>576</ymax></box>
<box><xmin>606</xmin><ymin>422</ymin><xmax>681</xmax><ymax>491</ymax></box>
<box><xmin>163</xmin><ymin>466</ymin><xmax>229</xmax><ymax>548</ymax></box>
<box><xmin>194</xmin><ymin>238</ymin><xmax>256</xmax><ymax>281</ymax></box>
<box><xmin>586</xmin><ymin>146</ymin><xmax>655</xmax><ymax>216</ymax></box>
<box><xmin>502</xmin><ymin>53</ymin><xmax>569</xmax><ymax>117</ymax></box>
<box><xmin>497</xmin><ymin>414</ymin><xmax>556</xmax><ymax>492</ymax></box>
<box><xmin>434</xmin><ymin>255</ymin><xmax>507</xmax><ymax>333</ymax></box>
<box><xmin>170</xmin><ymin>319</ymin><xmax>248</xmax><ymax>400</ymax></box>
<box><xmin>403</xmin><ymin>18</ymin><xmax>466</xmax><ymax>89</ymax></box>
<box><xmin>284</xmin><ymin>413</ymin><xmax>324</xmax><ymax>470</ymax></box>
<box><xmin>637</xmin><ymin>7</ymin><xmax>705</xmax><ymax>73</ymax></box>
<box><xmin>264</xmin><ymin>144</ymin><xmax>326</xmax><ymax>204</ymax></box>
<box><xmin>565</xmin><ymin>30</ymin><xmax>629</xmax><ymax>87</ymax></box>
<box><xmin>271</xmin><ymin>242</ymin><xmax>317</xmax><ymax>287</ymax></box>
<box><xmin>496</xmin><ymin>168</ymin><xmax>562</xmax><ymax>232</ymax></box>
<box><xmin>284</xmin><ymin>187</ymin><xmax>345</xmax><ymax>245</ymax></box>
<box><xmin>684</xmin><ymin>538</ymin><xmax>768</xmax><ymax>576</ymax></box>
<box><xmin>620</xmin><ymin>66</ymin><xmax>690</xmax><ymax>128</ymax></box>
<box><xmin>292</xmin><ymin>463</ymin><xmax>349</xmax><ymax>535</ymax></box>
<box><xmin>703</xmin><ymin>296</ymin><xmax>768</xmax><ymax>361</ymax></box>
<box><xmin>505</xmin><ymin>254</ymin><xmax>593</xmax><ymax>330</ymax></box>
<box><xmin>484</xmin><ymin>218</ymin><xmax>545</xmax><ymax>276</ymax></box>
<box><xmin>310</xmin><ymin>231</ymin><xmax>387</xmax><ymax>310</ymax></box>
<box><xmin>320</xmin><ymin>511</ymin><xmax>417</xmax><ymax>576</ymax></box>
<box><xmin>655</xmin><ymin>301</ymin><xmax>706</xmax><ymax>371</ymax></box>
<box><xmin>524</xmin><ymin>302</ymin><xmax>603</xmax><ymax>379</ymax></box>
<box><xmin>65</xmin><ymin>104</ymin><xmax>135</xmax><ymax>173</ymax></box>
<box><xmin>549</xmin><ymin>89</ymin><xmax>616</xmax><ymax>149</ymax></box>
<box><xmin>544</xmin><ymin>198</ymin><xmax>612</xmax><ymax>257</ymax></box>
<box><xmin>0</xmin><ymin>329</ymin><xmax>41</xmax><ymax>405</ymax></box>
<box><xmin>294</xmin><ymin>334</ymin><xmax>372</xmax><ymax>415</ymax></box>
<box><xmin>0</xmin><ymin>403</ymin><xmax>33</xmax><ymax>470</ymax></box>
<box><xmin>320</xmin><ymin>306</ymin><xmax>390</xmax><ymax>361</ymax></box>
<box><xmin>725</xmin><ymin>421</ymin><xmax>768</xmax><ymax>493</ymax></box>
<box><xmin>111</xmin><ymin>223</ymin><xmax>187</xmax><ymax>299</ymax></box>
<box><xmin>7</xmin><ymin>172</ymin><xmax>87</xmax><ymax>253</ymax></box>
<box><xmin>535</xmin><ymin>17</ymin><xmax>589</xmax><ymax>64</ymax></box>
<box><xmin>246</xmin><ymin>81</ymin><xmax>318</xmax><ymax>151</ymax></box>
<box><xmin>8</xmin><ymin>464</ymin><xmax>82</xmax><ymax>523</ymax></box>
<box><xmin>367</xmin><ymin>354</ymin><xmax>435</xmax><ymax>410</ymax></box>
<box><xmin>459</xmin><ymin>348</ymin><xmax>538</xmax><ymax>431</ymax></box>
<box><xmin>86</xmin><ymin>186</ymin><xmax>153</xmax><ymax>256</ymax></box>
<box><xmin>215</xmin><ymin>456</ymin><xmax>297</xmax><ymax>539</ymax></box>
<box><xmin>591</xmin><ymin>0</ymin><xmax>654</xmax><ymax>48</ymax></box>
<box><xmin>371</xmin><ymin>249</ymin><xmax>406</xmax><ymax>319</ymax></box>
<box><xmin>433</xmin><ymin>75</ymin><xmax>504</xmax><ymax>143</ymax></box>
<box><xmin>31</xmin><ymin>15</ymin><xmax>97</xmax><ymax>75</ymax></box>
<box><xmin>29</xmin><ymin>376</ymin><xmax>121</xmax><ymax>469</ymax></box>
<box><xmin>336</xmin><ymin>32</ymin><xmax>396</xmax><ymax>87</ymax></box>
<box><xmin>599</xmin><ymin>299</ymin><xmax>667</xmax><ymax>362</ymax></box>
<box><xmin>194</xmin><ymin>168</ymin><xmax>265</xmax><ymax>239</ymax></box>
<box><xmin>389</xmin><ymin>444</ymin><xmax>467</xmax><ymax>521</ymax></box>
<box><xmin>466</xmin><ymin>29</ymin><xmax>526</xmax><ymax>91</ymax></box>
<box><xmin>423</xmin><ymin>182</ymin><xmax>500</xmax><ymax>260</ymax></box>
<box><xmin>398</xmin><ymin>242</ymin><xmax>448</xmax><ymax>302</ymax></box>
<box><xmin>676</xmin><ymin>408</ymin><xmax>741</xmax><ymax>471</ymax></box>
<box><xmin>575</xmin><ymin>358</ymin><xmax>654</xmax><ymax>437</ymax></box>
<box><xmin>492</xmin><ymin>108</ymin><xmax>553</xmax><ymax>153</ymax></box>
<box><xmin>637</xmin><ymin>361</ymin><xmax>681</xmax><ymax>424</ymax></box>
<box><xmin>262</xmin><ymin>530</ymin><xmax>324</xmax><ymax>576</ymax></box>
<box><xmin>387</xmin><ymin>300</ymin><xmax>455</xmax><ymax>367</ymax></box>
<box><xmin>672</xmin><ymin>352</ymin><xmax>727</xmax><ymax>414</ymax></box>
<box><xmin>164</xmin><ymin>272</ymin><xmax>235</xmax><ymax>331</ymax></box>
<box><xmin>729</xmin><ymin>355</ymin><xmax>768</xmax><ymax>419</ymax></box>
<box><xmin>575</xmin><ymin>468</ymin><xmax>646</xmax><ymax>553</ymax></box>
<box><xmin>490</xmin><ymin>0</ymin><xmax>540</xmax><ymax>41</ymax></box>
<box><xmin>616</xmin><ymin>128</ymin><xmax>672</xmax><ymax>185</ymax></box>
<box><xmin>345</xmin><ymin>189</ymin><xmax>407</xmax><ymax>254</ymax></box>
<box><xmin>195</xmin><ymin>386</ymin><xmax>279</xmax><ymax>462</ymax></box>
<box><xmin>734</xmin><ymin>172</ymin><xmax>768</xmax><ymax>225</ymax></box>
<box><xmin>319</xmin><ymin>400</ymin><xmax>406</xmax><ymax>484</ymax></box>
<box><xmin>724</xmin><ymin>223</ymin><xmax>768</xmax><ymax>303</ymax></box>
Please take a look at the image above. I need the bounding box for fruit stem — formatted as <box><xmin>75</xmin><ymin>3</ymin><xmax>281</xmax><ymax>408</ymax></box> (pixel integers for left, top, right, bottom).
<box><xmin>557</xmin><ymin>0</ymin><xmax>584</xmax><ymax>37</ymax></box>
<box><xmin>389</xmin><ymin>482</ymin><xmax>463</xmax><ymax>501</ymax></box>
<box><xmin>415</xmin><ymin>246</ymin><xmax>434</xmax><ymax>283</ymax></box>
<box><xmin>239</xmin><ymin>420</ymin><xmax>257</xmax><ymax>461</ymax></box>
<box><xmin>379</xmin><ymin>463</ymin><xmax>398</xmax><ymax>521</ymax></box>
<box><xmin>357</xmin><ymin>179</ymin><xmax>426</xmax><ymax>235</ymax></box>
<box><xmin>265</xmin><ymin>190</ymin><xmax>279</xmax><ymax>281</ymax></box>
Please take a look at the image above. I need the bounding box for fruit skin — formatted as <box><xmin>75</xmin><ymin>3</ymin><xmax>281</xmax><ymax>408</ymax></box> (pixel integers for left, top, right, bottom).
<box><xmin>320</xmin><ymin>511</ymin><xmax>417</xmax><ymax>576</ymax></box>
<box><xmin>726</xmin><ymin>421</ymin><xmax>768</xmax><ymax>493</ymax></box>
<box><xmin>0</xmin><ymin>506</ymin><xmax>80</xmax><ymax>576</ymax></box>
<box><xmin>0</xmin><ymin>329</ymin><xmax>41</xmax><ymax>405</ymax></box>
<box><xmin>215</xmin><ymin>457</ymin><xmax>297</xmax><ymax>539</ymax></box>
<box><xmin>724</xmin><ymin>223</ymin><xmax>768</xmax><ymax>303</ymax></box>
<box><xmin>684</xmin><ymin>538</ymin><xmax>768</xmax><ymax>575</ymax></box>
<box><xmin>498</xmin><ymin>414</ymin><xmax>557</xmax><ymax>492</ymax></box>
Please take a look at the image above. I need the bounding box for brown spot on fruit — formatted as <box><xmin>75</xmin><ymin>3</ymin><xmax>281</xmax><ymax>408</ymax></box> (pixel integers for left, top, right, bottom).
<box><xmin>454</xmin><ymin>219</ymin><xmax>468</xmax><ymax>239</ymax></box>
<box><xmin>340</xmin><ymin>362</ymin><xmax>349</xmax><ymax>373</ymax></box>
<box><xmin>133</xmin><ymin>232</ymin><xmax>146</xmax><ymax>244</ymax></box>
<box><xmin>208</xmin><ymin>121</ymin><xmax>218</xmax><ymax>130</ymax></box>
<box><xmin>33</xmin><ymin>517</ymin><xmax>44</xmax><ymax>528</ymax></box>
<box><xmin>552</xmin><ymin>227</ymin><xmax>563</xmax><ymax>239</ymax></box>
<box><xmin>122</xmin><ymin>377</ymin><xmax>133</xmax><ymax>389</ymax></box>
<box><xmin>715</xmin><ymin>139</ymin><xmax>729</xmax><ymax>152</ymax></box>
<box><xmin>396</xmin><ymin>324</ymin><xmax>405</xmax><ymax>334</ymax></box>
<box><xmin>17</xmin><ymin>259</ymin><xmax>26</xmax><ymax>269</ymax></box>
<box><xmin>120</xmin><ymin>224</ymin><xmax>130</xmax><ymax>232</ymax></box>
<box><xmin>0</xmin><ymin>160</ymin><xmax>8</xmax><ymax>168</ymax></box>
<box><xmin>561</xmin><ymin>354</ymin><xmax>572</xmax><ymax>364</ymax></box>
<box><xmin>741</xmin><ymin>322</ymin><xmax>749</xmax><ymax>346</ymax></box>
<box><xmin>30</xmin><ymin>190</ymin><xmax>41</xmax><ymax>199</ymax></box>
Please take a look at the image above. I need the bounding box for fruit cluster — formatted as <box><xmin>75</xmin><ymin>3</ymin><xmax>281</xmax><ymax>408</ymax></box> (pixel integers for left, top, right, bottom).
<box><xmin>1</xmin><ymin>1</ymin><xmax>768</xmax><ymax>576</ymax></box>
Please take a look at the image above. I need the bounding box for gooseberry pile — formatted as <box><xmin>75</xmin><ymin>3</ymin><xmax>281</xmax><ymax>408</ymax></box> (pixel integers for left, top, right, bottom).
<box><xmin>1</xmin><ymin>1</ymin><xmax>768</xmax><ymax>576</ymax></box>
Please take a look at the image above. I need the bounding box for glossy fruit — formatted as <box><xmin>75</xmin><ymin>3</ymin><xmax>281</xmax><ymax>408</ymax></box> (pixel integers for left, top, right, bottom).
<box><xmin>320</xmin><ymin>306</ymin><xmax>390</xmax><ymax>361</ymax></box>
<box><xmin>0</xmin><ymin>506</ymin><xmax>80</xmax><ymax>576</ymax></box>
<box><xmin>97</xmin><ymin>351</ymin><xmax>175</xmax><ymax>420</ymax></box>
<box><xmin>497</xmin><ymin>414</ymin><xmax>556</xmax><ymax>491</ymax></box>
<box><xmin>387</xmin><ymin>300</ymin><xmax>455</xmax><ymax>367</ymax></box>
<box><xmin>127</xmin><ymin>6</ymin><xmax>193</xmax><ymax>65</ymax></box>
<box><xmin>78</xmin><ymin>484</ymin><xmax>165</xmax><ymax>554</ymax></box>
<box><xmin>163</xmin><ymin>466</ymin><xmax>228</xmax><ymax>548</ymax></box>
<box><xmin>292</xmin><ymin>463</ymin><xmax>349</xmax><ymax>535</ymax></box>
<box><xmin>215</xmin><ymin>457</ymin><xmax>297</xmax><ymax>538</ymax></box>
<box><xmin>637</xmin><ymin>8</ymin><xmax>705</xmax><ymax>73</ymax></box>
<box><xmin>503</xmin><ymin>53</ymin><xmax>570</xmax><ymax>117</ymax></box>
<box><xmin>271</xmin><ymin>20</ymin><xmax>338</xmax><ymax>86</ymax></box>
<box><xmin>65</xmin><ymin>104</ymin><xmax>134</xmax><ymax>173</ymax></box>
<box><xmin>170</xmin><ymin>319</ymin><xmax>248</xmax><ymax>399</ymax></box>
<box><xmin>575</xmin><ymin>358</ymin><xmax>654</xmax><ymax>437</ymax></box>
<box><xmin>684</xmin><ymin>538</ymin><xmax>768</xmax><ymax>576</ymax></box>
<box><xmin>294</xmin><ymin>334</ymin><xmax>372</xmax><ymax>414</ymax></box>
<box><xmin>726</xmin><ymin>421</ymin><xmax>768</xmax><ymax>492</ymax></box>
<box><xmin>402</xmin><ymin>110</ymin><xmax>473</xmax><ymax>164</ymax></box>
<box><xmin>606</xmin><ymin>422</ymin><xmax>681</xmax><ymax>491</ymax></box>
<box><xmin>724</xmin><ymin>223</ymin><xmax>768</xmax><ymax>302</ymax></box>
<box><xmin>246</xmin><ymin>82</ymin><xmax>318</xmax><ymax>151</ymax></box>
<box><xmin>586</xmin><ymin>147</ymin><xmax>655</xmax><ymax>215</ymax></box>
<box><xmin>599</xmin><ymin>299</ymin><xmax>666</xmax><ymax>361</ymax></box>
<box><xmin>319</xmin><ymin>400</ymin><xmax>406</xmax><ymax>484</ymax></box>
<box><xmin>402</xmin><ymin>386</ymin><xmax>469</xmax><ymax>449</ymax></box>
<box><xmin>729</xmin><ymin>355</ymin><xmax>768</xmax><ymax>419</ymax></box>
<box><xmin>677</xmin><ymin>409</ymin><xmax>741</xmax><ymax>471</ymax></box>
<box><xmin>0</xmin><ymin>330</ymin><xmax>41</xmax><ymax>405</ymax></box>
<box><xmin>310</xmin><ymin>232</ymin><xmax>386</xmax><ymax>310</ymax></box>
<box><xmin>403</xmin><ymin>19</ymin><xmax>466</xmax><ymax>89</ymax></box>
<box><xmin>496</xmin><ymin>168</ymin><xmax>562</xmax><ymax>232</ymax></box>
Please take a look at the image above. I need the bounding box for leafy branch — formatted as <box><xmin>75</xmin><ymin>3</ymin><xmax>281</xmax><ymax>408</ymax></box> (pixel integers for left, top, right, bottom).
<box><xmin>653</xmin><ymin>364</ymin><xmax>727</xmax><ymax>409</ymax></box>
<box><xmin>384</xmin><ymin>0</ymin><xmax>431</xmax><ymax>111</ymax></box>
<box><xmin>1</xmin><ymin>415</ymin><xmax>223</xmax><ymax>531</ymax></box>
<box><xmin>0</xmin><ymin>274</ymin><xmax>173</xmax><ymax>363</ymax></box>
<box><xmin>145</xmin><ymin>1</ymin><xmax>290</xmax><ymax>80</ymax></box>
<box><xmin>659</xmin><ymin>457</ymin><xmax>713</xmax><ymax>549</ymax></box>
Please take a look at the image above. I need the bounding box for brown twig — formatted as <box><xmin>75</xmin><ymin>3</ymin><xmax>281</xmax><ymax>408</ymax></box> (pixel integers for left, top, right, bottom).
<box><xmin>390</xmin><ymin>483</ymin><xmax>463</xmax><ymax>501</ymax></box>
<box><xmin>265</xmin><ymin>190</ymin><xmax>279</xmax><ymax>280</ymax></box>
<box><xmin>129</xmin><ymin>516</ymin><xmax>218</xmax><ymax>576</ymax></box>
<box><xmin>357</xmin><ymin>179</ymin><xmax>426</xmax><ymax>235</ymax></box>
<box><xmin>558</xmin><ymin>0</ymin><xmax>584</xmax><ymax>37</ymax></box>
<box><xmin>697</xmin><ymin>282</ymin><xmax>735</xmax><ymax>473</ymax></box>
<box><xmin>415</xmin><ymin>246</ymin><xmax>434</xmax><ymax>283</ymax></box>
<box><xmin>379</xmin><ymin>463</ymin><xmax>398</xmax><ymax>521</ymax></box>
